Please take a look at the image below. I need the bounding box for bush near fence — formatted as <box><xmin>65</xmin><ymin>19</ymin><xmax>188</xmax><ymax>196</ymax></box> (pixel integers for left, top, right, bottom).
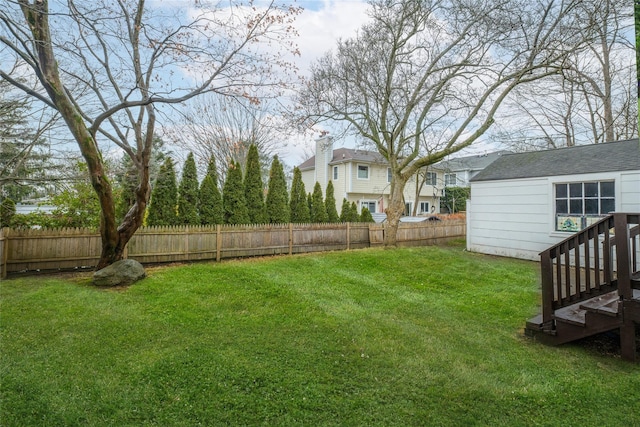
<box><xmin>0</xmin><ymin>219</ymin><xmax>465</xmax><ymax>277</ymax></box>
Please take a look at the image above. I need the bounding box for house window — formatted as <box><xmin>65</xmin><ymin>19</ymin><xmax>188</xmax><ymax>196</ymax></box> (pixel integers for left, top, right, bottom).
<box><xmin>555</xmin><ymin>181</ymin><xmax>615</xmax><ymax>231</ymax></box>
<box><xmin>419</xmin><ymin>202</ymin><xmax>430</xmax><ymax>214</ymax></box>
<box><xmin>357</xmin><ymin>165</ymin><xmax>369</xmax><ymax>179</ymax></box>
<box><xmin>426</xmin><ymin>172</ymin><xmax>437</xmax><ymax>186</ymax></box>
<box><xmin>361</xmin><ymin>201</ymin><xmax>376</xmax><ymax>213</ymax></box>
<box><xmin>404</xmin><ymin>202</ymin><xmax>413</xmax><ymax>216</ymax></box>
<box><xmin>444</xmin><ymin>173</ymin><xmax>457</xmax><ymax>186</ymax></box>
<box><xmin>387</xmin><ymin>168</ymin><xmax>392</xmax><ymax>183</ymax></box>
<box><xmin>333</xmin><ymin>166</ymin><xmax>338</xmax><ymax>180</ymax></box>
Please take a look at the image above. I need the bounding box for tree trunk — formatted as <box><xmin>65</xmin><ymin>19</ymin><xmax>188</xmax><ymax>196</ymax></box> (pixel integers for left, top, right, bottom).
<box><xmin>384</xmin><ymin>176</ymin><xmax>408</xmax><ymax>247</ymax></box>
<box><xmin>20</xmin><ymin>2</ymin><xmax>145</xmax><ymax>271</ymax></box>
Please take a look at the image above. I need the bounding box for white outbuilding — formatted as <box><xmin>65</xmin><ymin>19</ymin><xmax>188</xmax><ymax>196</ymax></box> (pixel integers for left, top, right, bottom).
<box><xmin>466</xmin><ymin>139</ymin><xmax>640</xmax><ymax>261</ymax></box>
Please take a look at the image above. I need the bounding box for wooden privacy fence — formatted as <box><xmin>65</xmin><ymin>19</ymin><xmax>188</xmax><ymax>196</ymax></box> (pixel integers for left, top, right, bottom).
<box><xmin>0</xmin><ymin>219</ymin><xmax>465</xmax><ymax>277</ymax></box>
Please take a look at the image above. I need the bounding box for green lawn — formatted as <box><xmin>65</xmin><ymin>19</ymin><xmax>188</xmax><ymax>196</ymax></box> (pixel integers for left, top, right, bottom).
<box><xmin>1</xmin><ymin>242</ymin><xmax>639</xmax><ymax>426</ymax></box>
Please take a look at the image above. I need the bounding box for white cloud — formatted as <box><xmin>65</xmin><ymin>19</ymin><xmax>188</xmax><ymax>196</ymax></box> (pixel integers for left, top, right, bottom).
<box><xmin>292</xmin><ymin>1</ymin><xmax>371</xmax><ymax>75</ymax></box>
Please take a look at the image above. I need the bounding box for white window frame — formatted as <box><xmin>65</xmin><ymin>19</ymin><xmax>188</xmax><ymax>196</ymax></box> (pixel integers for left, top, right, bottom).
<box><xmin>357</xmin><ymin>164</ymin><xmax>369</xmax><ymax>180</ymax></box>
<box><xmin>419</xmin><ymin>201</ymin><xmax>430</xmax><ymax>214</ymax></box>
<box><xmin>444</xmin><ymin>173</ymin><xmax>457</xmax><ymax>186</ymax></box>
<box><xmin>554</xmin><ymin>180</ymin><xmax>616</xmax><ymax>232</ymax></box>
<box><xmin>387</xmin><ymin>168</ymin><xmax>392</xmax><ymax>183</ymax></box>
<box><xmin>426</xmin><ymin>172</ymin><xmax>437</xmax><ymax>186</ymax></box>
<box><xmin>404</xmin><ymin>202</ymin><xmax>413</xmax><ymax>216</ymax></box>
<box><xmin>360</xmin><ymin>200</ymin><xmax>376</xmax><ymax>213</ymax></box>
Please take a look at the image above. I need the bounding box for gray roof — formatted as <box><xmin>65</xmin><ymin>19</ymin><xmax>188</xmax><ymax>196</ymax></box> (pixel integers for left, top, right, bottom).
<box><xmin>299</xmin><ymin>147</ymin><xmax>387</xmax><ymax>171</ymax></box>
<box><xmin>435</xmin><ymin>150</ymin><xmax>512</xmax><ymax>173</ymax></box>
<box><xmin>471</xmin><ymin>139</ymin><xmax>640</xmax><ymax>182</ymax></box>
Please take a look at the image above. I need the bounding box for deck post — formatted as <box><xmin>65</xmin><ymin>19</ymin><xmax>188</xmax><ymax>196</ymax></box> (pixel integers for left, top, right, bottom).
<box><xmin>620</xmin><ymin>319</ymin><xmax>637</xmax><ymax>362</ymax></box>
<box><xmin>614</xmin><ymin>213</ymin><xmax>632</xmax><ymax>300</ymax></box>
<box><xmin>540</xmin><ymin>249</ymin><xmax>554</xmax><ymax>328</ymax></box>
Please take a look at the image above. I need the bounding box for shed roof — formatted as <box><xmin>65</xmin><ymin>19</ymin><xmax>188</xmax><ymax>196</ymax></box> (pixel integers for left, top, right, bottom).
<box><xmin>470</xmin><ymin>139</ymin><xmax>640</xmax><ymax>182</ymax></box>
<box><xmin>435</xmin><ymin>150</ymin><xmax>511</xmax><ymax>173</ymax></box>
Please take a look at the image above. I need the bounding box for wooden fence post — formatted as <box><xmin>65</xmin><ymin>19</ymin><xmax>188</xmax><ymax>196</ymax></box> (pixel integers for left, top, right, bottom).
<box><xmin>1</xmin><ymin>228</ymin><xmax>7</xmax><ymax>279</ymax></box>
<box><xmin>288</xmin><ymin>223</ymin><xmax>293</xmax><ymax>255</ymax></box>
<box><xmin>184</xmin><ymin>226</ymin><xmax>189</xmax><ymax>261</ymax></box>
<box><xmin>346</xmin><ymin>222</ymin><xmax>350</xmax><ymax>250</ymax></box>
<box><xmin>216</xmin><ymin>224</ymin><xmax>222</xmax><ymax>262</ymax></box>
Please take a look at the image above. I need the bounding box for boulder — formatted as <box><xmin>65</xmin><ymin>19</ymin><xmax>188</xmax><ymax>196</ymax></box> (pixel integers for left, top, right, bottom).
<box><xmin>92</xmin><ymin>259</ymin><xmax>146</xmax><ymax>287</ymax></box>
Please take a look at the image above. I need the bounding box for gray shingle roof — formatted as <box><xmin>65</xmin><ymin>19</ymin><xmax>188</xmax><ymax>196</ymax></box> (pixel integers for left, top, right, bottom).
<box><xmin>435</xmin><ymin>150</ymin><xmax>512</xmax><ymax>173</ymax></box>
<box><xmin>298</xmin><ymin>148</ymin><xmax>387</xmax><ymax>171</ymax></box>
<box><xmin>470</xmin><ymin>139</ymin><xmax>640</xmax><ymax>182</ymax></box>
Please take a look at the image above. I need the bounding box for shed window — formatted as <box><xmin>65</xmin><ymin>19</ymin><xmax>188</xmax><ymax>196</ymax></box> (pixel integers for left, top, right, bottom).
<box><xmin>555</xmin><ymin>181</ymin><xmax>615</xmax><ymax>231</ymax></box>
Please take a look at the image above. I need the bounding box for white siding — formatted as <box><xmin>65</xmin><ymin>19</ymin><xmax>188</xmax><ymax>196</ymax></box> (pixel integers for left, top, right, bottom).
<box><xmin>467</xmin><ymin>170</ymin><xmax>640</xmax><ymax>261</ymax></box>
<box><xmin>467</xmin><ymin>177</ymin><xmax>549</xmax><ymax>260</ymax></box>
<box><xmin>620</xmin><ymin>171</ymin><xmax>640</xmax><ymax>212</ymax></box>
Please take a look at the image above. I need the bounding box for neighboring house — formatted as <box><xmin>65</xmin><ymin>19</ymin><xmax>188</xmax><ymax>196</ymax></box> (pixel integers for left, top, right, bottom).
<box><xmin>434</xmin><ymin>150</ymin><xmax>512</xmax><ymax>187</ymax></box>
<box><xmin>466</xmin><ymin>139</ymin><xmax>640</xmax><ymax>261</ymax></box>
<box><xmin>299</xmin><ymin>135</ymin><xmax>444</xmax><ymax>215</ymax></box>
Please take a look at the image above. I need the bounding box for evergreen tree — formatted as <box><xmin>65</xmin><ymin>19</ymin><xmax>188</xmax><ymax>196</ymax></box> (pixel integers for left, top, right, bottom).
<box><xmin>265</xmin><ymin>156</ymin><xmax>290</xmax><ymax>223</ymax></box>
<box><xmin>339</xmin><ymin>198</ymin><xmax>351</xmax><ymax>222</ymax></box>
<box><xmin>177</xmin><ymin>152</ymin><xmax>200</xmax><ymax>225</ymax></box>
<box><xmin>198</xmin><ymin>158</ymin><xmax>223</xmax><ymax>225</ymax></box>
<box><xmin>325</xmin><ymin>180</ymin><xmax>339</xmax><ymax>223</ymax></box>
<box><xmin>115</xmin><ymin>136</ymin><xmax>171</xmax><ymax>223</ymax></box>
<box><xmin>147</xmin><ymin>158</ymin><xmax>178</xmax><ymax>226</ymax></box>
<box><xmin>244</xmin><ymin>144</ymin><xmax>268</xmax><ymax>224</ymax></box>
<box><xmin>311</xmin><ymin>182</ymin><xmax>328</xmax><ymax>223</ymax></box>
<box><xmin>289</xmin><ymin>167</ymin><xmax>310</xmax><ymax>223</ymax></box>
<box><xmin>360</xmin><ymin>206</ymin><xmax>374</xmax><ymax>222</ymax></box>
<box><xmin>307</xmin><ymin>193</ymin><xmax>313</xmax><ymax>221</ymax></box>
<box><xmin>350</xmin><ymin>201</ymin><xmax>360</xmax><ymax>222</ymax></box>
<box><xmin>223</xmin><ymin>161</ymin><xmax>250</xmax><ymax>224</ymax></box>
<box><xmin>0</xmin><ymin>198</ymin><xmax>16</xmax><ymax>227</ymax></box>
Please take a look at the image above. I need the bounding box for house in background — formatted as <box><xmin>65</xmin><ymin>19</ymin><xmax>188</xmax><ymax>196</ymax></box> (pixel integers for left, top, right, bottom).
<box><xmin>299</xmin><ymin>135</ymin><xmax>444</xmax><ymax>216</ymax></box>
<box><xmin>466</xmin><ymin>138</ymin><xmax>640</xmax><ymax>261</ymax></box>
<box><xmin>434</xmin><ymin>150</ymin><xmax>512</xmax><ymax>187</ymax></box>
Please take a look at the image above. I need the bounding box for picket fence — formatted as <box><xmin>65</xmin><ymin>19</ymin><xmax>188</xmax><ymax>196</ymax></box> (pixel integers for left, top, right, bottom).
<box><xmin>0</xmin><ymin>219</ymin><xmax>465</xmax><ymax>277</ymax></box>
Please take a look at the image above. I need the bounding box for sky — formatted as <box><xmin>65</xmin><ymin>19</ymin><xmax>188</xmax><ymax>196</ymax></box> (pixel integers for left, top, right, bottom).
<box><xmin>273</xmin><ymin>0</ymin><xmax>372</xmax><ymax>165</ymax></box>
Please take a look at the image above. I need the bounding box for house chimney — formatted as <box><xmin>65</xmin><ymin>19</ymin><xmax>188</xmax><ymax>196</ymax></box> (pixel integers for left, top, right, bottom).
<box><xmin>315</xmin><ymin>133</ymin><xmax>333</xmax><ymax>188</ymax></box>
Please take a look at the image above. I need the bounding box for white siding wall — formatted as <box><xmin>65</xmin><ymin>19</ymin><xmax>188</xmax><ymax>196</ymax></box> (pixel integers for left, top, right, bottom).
<box><xmin>620</xmin><ymin>171</ymin><xmax>640</xmax><ymax>212</ymax></box>
<box><xmin>467</xmin><ymin>171</ymin><xmax>640</xmax><ymax>261</ymax></box>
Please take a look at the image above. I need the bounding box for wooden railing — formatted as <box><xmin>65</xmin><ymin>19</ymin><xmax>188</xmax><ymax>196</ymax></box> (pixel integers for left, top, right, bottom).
<box><xmin>540</xmin><ymin>213</ymin><xmax>640</xmax><ymax>328</ymax></box>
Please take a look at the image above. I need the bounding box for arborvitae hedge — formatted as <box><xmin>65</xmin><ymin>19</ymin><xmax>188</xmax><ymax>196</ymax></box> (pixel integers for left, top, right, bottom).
<box><xmin>265</xmin><ymin>156</ymin><xmax>289</xmax><ymax>224</ymax></box>
<box><xmin>325</xmin><ymin>180</ymin><xmax>339</xmax><ymax>223</ymax></box>
<box><xmin>177</xmin><ymin>152</ymin><xmax>200</xmax><ymax>225</ymax></box>
<box><xmin>339</xmin><ymin>198</ymin><xmax>351</xmax><ymax>222</ymax></box>
<box><xmin>199</xmin><ymin>158</ymin><xmax>223</xmax><ymax>225</ymax></box>
<box><xmin>311</xmin><ymin>182</ymin><xmax>328</xmax><ymax>223</ymax></box>
<box><xmin>350</xmin><ymin>202</ymin><xmax>360</xmax><ymax>222</ymax></box>
<box><xmin>147</xmin><ymin>158</ymin><xmax>178</xmax><ymax>226</ymax></box>
<box><xmin>289</xmin><ymin>167</ymin><xmax>310</xmax><ymax>223</ymax></box>
<box><xmin>244</xmin><ymin>144</ymin><xmax>268</xmax><ymax>224</ymax></box>
<box><xmin>360</xmin><ymin>206</ymin><xmax>374</xmax><ymax>222</ymax></box>
<box><xmin>223</xmin><ymin>161</ymin><xmax>250</xmax><ymax>224</ymax></box>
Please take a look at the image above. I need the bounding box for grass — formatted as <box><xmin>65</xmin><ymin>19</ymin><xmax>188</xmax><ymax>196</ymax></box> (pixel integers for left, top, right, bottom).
<box><xmin>1</xmin><ymin>241</ymin><xmax>639</xmax><ymax>426</ymax></box>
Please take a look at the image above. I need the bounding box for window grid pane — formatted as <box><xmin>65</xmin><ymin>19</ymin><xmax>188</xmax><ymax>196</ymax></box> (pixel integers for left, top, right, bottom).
<box><xmin>555</xmin><ymin>181</ymin><xmax>615</xmax><ymax>231</ymax></box>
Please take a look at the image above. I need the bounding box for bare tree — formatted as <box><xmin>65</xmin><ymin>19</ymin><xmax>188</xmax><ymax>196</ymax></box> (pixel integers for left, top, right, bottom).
<box><xmin>164</xmin><ymin>94</ymin><xmax>288</xmax><ymax>183</ymax></box>
<box><xmin>497</xmin><ymin>0</ymin><xmax>637</xmax><ymax>149</ymax></box>
<box><xmin>1</xmin><ymin>0</ymin><xmax>300</xmax><ymax>269</ymax></box>
<box><xmin>296</xmin><ymin>0</ymin><xmax>585</xmax><ymax>246</ymax></box>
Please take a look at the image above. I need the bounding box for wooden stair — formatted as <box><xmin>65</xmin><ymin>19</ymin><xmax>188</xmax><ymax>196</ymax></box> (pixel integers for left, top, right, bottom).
<box><xmin>525</xmin><ymin>213</ymin><xmax>640</xmax><ymax>361</ymax></box>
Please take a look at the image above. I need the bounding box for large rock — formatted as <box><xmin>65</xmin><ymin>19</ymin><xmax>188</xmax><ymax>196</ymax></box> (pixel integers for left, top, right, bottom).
<box><xmin>92</xmin><ymin>259</ymin><xmax>146</xmax><ymax>287</ymax></box>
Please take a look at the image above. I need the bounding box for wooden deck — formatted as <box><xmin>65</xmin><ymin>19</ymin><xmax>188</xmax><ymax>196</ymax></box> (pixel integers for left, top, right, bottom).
<box><xmin>525</xmin><ymin>213</ymin><xmax>640</xmax><ymax>362</ymax></box>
